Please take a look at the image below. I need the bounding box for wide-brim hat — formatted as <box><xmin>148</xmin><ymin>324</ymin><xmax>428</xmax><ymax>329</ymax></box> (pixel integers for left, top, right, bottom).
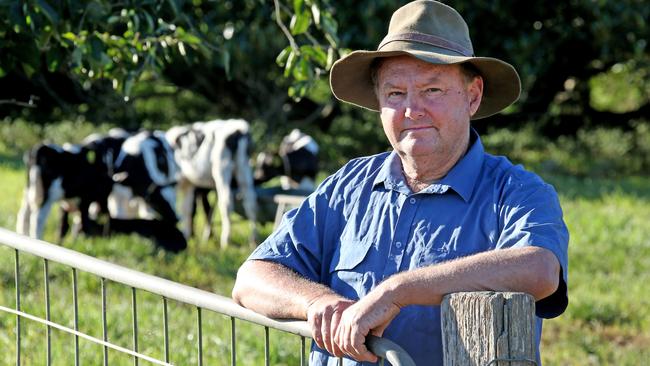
<box><xmin>329</xmin><ymin>0</ymin><xmax>521</xmax><ymax>120</ymax></box>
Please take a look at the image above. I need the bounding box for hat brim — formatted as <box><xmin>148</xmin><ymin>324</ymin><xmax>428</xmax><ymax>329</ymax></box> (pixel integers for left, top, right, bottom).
<box><xmin>329</xmin><ymin>48</ymin><xmax>521</xmax><ymax>120</ymax></box>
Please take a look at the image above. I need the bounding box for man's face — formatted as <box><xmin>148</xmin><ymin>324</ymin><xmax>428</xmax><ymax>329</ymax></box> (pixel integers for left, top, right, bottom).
<box><xmin>376</xmin><ymin>56</ymin><xmax>483</xmax><ymax>162</ymax></box>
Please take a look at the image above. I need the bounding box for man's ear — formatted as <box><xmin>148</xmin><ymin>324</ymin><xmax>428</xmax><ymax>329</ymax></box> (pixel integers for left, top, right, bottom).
<box><xmin>467</xmin><ymin>76</ymin><xmax>484</xmax><ymax>117</ymax></box>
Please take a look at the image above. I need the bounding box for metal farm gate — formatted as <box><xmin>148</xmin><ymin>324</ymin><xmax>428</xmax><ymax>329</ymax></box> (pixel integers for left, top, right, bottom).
<box><xmin>0</xmin><ymin>228</ymin><xmax>415</xmax><ymax>366</ymax></box>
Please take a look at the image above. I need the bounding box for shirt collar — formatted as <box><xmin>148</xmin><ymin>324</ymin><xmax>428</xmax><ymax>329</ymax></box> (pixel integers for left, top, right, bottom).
<box><xmin>373</xmin><ymin>151</ymin><xmax>412</xmax><ymax>195</ymax></box>
<box><xmin>373</xmin><ymin>128</ymin><xmax>485</xmax><ymax>201</ymax></box>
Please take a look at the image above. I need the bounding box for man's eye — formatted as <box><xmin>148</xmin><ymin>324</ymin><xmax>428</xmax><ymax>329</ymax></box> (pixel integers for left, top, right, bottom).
<box><xmin>388</xmin><ymin>91</ymin><xmax>404</xmax><ymax>97</ymax></box>
<box><xmin>426</xmin><ymin>88</ymin><xmax>441</xmax><ymax>93</ymax></box>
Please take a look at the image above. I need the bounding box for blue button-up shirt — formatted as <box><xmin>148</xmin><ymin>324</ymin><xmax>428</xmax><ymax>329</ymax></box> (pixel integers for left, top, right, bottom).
<box><xmin>248</xmin><ymin>131</ymin><xmax>569</xmax><ymax>366</ymax></box>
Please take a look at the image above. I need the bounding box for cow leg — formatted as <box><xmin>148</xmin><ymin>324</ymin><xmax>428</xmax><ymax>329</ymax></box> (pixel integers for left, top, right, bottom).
<box><xmin>234</xmin><ymin>138</ymin><xmax>258</xmax><ymax>247</ymax></box>
<box><xmin>30</xmin><ymin>197</ymin><xmax>56</xmax><ymax>240</ymax></box>
<box><xmin>16</xmin><ymin>189</ymin><xmax>31</xmax><ymax>235</ymax></box>
<box><xmin>77</xmin><ymin>199</ymin><xmax>98</xmax><ymax>237</ymax></box>
<box><xmin>32</xmin><ymin>177</ymin><xmax>65</xmax><ymax>239</ymax></box>
<box><xmin>213</xmin><ymin>157</ymin><xmax>233</xmax><ymax>249</ymax></box>
<box><xmin>58</xmin><ymin>207</ymin><xmax>70</xmax><ymax>244</ymax></box>
<box><xmin>198</xmin><ymin>188</ymin><xmax>214</xmax><ymax>241</ymax></box>
<box><xmin>177</xmin><ymin>179</ymin><xmax>195</xmax><ymax>239</ymax></box>
<box><xmin>189</xmin><ymin>188</ymin><xmax>199</xmax><ymax>238</ymax></box>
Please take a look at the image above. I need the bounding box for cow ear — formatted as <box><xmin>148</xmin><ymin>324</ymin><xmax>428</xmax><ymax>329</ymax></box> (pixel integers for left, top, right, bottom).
<box><xmin>112</xmin><ymin>172</ymin><xmax>129</xmax><ymax>183</ymax></box>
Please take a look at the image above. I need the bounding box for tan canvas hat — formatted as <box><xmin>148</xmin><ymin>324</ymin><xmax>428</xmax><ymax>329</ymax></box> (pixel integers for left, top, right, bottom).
<box><xmin>329</xmin><ymin>0</ymin><xmax>521</xmax><ymax>120</ymax></box>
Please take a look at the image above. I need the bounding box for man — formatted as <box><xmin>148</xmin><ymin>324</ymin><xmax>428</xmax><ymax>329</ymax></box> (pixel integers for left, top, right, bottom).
<box><xmin>232</xmin><ymin>1</ymin><xmax>569</xmax><ymax>365</ymax></box>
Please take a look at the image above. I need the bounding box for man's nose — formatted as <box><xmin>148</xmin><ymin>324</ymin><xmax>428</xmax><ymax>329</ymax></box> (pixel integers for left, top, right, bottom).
<box><xmin>404</xmin><ymin>95</ymin><xmax>425</xmax><ymax>120</ymax></box>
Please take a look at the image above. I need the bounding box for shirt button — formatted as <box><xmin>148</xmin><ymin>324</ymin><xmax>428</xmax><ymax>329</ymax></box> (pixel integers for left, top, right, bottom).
<box><xmin>395</xmin><ymin>242</ymin><xmax>402</xmax><ymax>248</ymax></box>
<box><xmin>409</xmin><ymin>198</ymin><xmax>416</xmax><ymax>204</ymax></box>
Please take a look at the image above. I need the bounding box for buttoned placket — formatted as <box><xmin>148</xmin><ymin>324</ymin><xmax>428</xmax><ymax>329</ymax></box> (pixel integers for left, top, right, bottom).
<box><xmin>382</xmin><ymin>192</ymin><xmax>420</xmax><ymax>279</ymax></box>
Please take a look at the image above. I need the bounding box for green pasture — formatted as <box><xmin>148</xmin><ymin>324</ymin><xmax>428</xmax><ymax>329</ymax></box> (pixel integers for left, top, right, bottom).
<box><xmin>1</xmin><ymin>146</ymin><xmax>650</xmax><ymax>365</ymax></box>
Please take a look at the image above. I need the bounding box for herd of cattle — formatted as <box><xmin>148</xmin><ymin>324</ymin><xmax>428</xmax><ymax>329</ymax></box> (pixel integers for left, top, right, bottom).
<box><xmin>15</xmin><ymin>119</ymin><xmax>319</xmax><ymax>252</ymax></box>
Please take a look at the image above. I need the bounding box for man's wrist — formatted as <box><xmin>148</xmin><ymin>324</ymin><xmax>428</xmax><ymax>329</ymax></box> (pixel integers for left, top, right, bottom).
<box><xmin>377</xmin><ymin>275</ymin><xmax>407</xmax><ymax>308</ymax></box>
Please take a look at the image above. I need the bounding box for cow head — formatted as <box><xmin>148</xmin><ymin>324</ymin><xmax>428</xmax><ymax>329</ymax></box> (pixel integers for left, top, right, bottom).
<box><xmin>253</xmin><ymin>151</ymin><xmax>284</xmax><ymax>186</ymax></box>
<box><xmin>113</xmin><ymin>131</ymin><xmax>179</xmax><ymax>223</ymax></box>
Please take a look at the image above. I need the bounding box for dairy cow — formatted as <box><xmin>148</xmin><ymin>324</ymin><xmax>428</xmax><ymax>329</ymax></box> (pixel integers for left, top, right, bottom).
<box><xmin>254</xmin><ymin>129</ymin><xmax>319</xmax><ymax>190</ymax></box>
<box><xmin>166</xmin><ymin>119</ymin><xmax>257</xmax><ymax>248</ymax></box>
<box><xmin>16</xmin><ymin>130</ymin><xmax>186</xmax><ymax>252</ymax></box>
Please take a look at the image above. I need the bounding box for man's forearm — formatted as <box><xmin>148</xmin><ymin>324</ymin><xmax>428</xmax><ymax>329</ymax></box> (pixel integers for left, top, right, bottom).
<box><xmin>232</xmin><ymin>259</ymin><xmax>339</xmax><ymax>319</ymax></box>
<box><xmin>381</xmin><ymin>246</ymin><xmax>560</xmax><ymax>307</ymax></box>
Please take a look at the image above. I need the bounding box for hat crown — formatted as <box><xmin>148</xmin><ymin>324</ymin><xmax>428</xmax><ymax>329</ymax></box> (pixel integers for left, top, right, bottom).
<box><xmin>381</xmin><ymin>1</ymin><xmax>473</xmax><ymax>56</ymax></box>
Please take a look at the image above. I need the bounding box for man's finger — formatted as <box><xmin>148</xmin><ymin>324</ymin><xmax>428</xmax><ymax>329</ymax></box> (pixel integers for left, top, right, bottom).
<box><xmin>348</xmin><ymin>326</ymin><xmax>378</xmax><ymax>363</ymax></box>
<box><xmin>308</xmin><ymin>312</ymin><xmax>325</xmax><ymax>350</ymax></box>
<box><xmin>328</xmin><ymin>308</ymin><xmax>344</xmax><ymax>357</ymax></box>
<box><xmin>320</xmin><ymin>308</ymin><xmax>335</xmax><ymax>355</ymax></box>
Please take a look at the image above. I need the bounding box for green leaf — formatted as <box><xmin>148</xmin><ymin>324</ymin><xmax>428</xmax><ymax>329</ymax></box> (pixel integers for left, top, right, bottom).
<box><xmin>22</xmin><ymin>62</ymin><xmax>36</xmax><ymax>78</ymax></box>
<box><xmin>46</xmin><ymin>48</ymin><xmax>60</xmax><ymax>72</ymax></box>
<box><xmin>167</xmin><ymin>0</ymin><xmax>180</xmax><ymax>17</ymax></box>
<box><xmin>107</xmin><ymin>15</ymin><xmax>121</xmax><ymax>25</ymax></box>
<box><xmin>290</xmin><ymin>10</ymin><xmax>311</xmax><ymax>35</ymax></box>
<box><xmin>321</xmin><ymin>13</ymin><xmax>339</xmax><ymax>45</ymax></box>
<box><xmin>142</xmin><ymin>11</ymin><xmax>155</xmax><ymax>33</ymax></box>
<box><xmin>123</xmin><ymin>72</ymin><xmax>135</xmax><ymax>96</ymax></box>
<box><xmin>288</xmin><ymin>81</ymin><xmax>308</xmax><ymax>99</ymax></box>
<box><xmin>9</xmin><ymin>2</ymin><xmax>25</xmax><ymax>28</ymax></box>
<box><xmin>132</xmin><ymin>14</ymin><xmax>140</xmax><ymax>32</ymax></box>
<box><xmin>86</xmin><ymin>1</ymin><xmax>108</xmax><ymax>21</ymax></box>
<box><xmin>293</xmin><ymin>0</ymin><xmax>304</xmax><ymax>15</ymax></box>
<box><xmin>222</xmin><ymin>50</ymin><xmax>231</xmax><ymax>80</ymax></box>
<box><xmin>292</xmin><ymin>56</ymin><xmax>312</xmax><ymax>81</ymax></box>
<box><xmin>0</xmin><ymin>66</ymin><xmax>6</xmax><ymax>78</ymax></box>
<box><xmin>71</xmin><ymin>47</ymin><xmax>83</xmax><ymax>67</ymax></box>
<box><xmin>36</xmin><ymin>0</ymin><xmax>60</xmax><ymax>25</ymax></box>
<box><xmin>326</xmin><ymin>47</ymin><xmax>335</xmax><ymax>69</ymax></box>
<box><xmin>276</xmin><ymin>46</ymin><xmax>292</xmax><ymax>66</ymax></box>
<box><xmin>90</xmin><ymin>36</ymin><xmax>104</xmax><ymax>61</ymax></box>
<box><xmin>310</xmin><ymin>4</ymin><xmax>320</xmax><ymax>26</ymax></box>
<box><xmin>176</xmin><ymin>31</ymin><xmax>202</xmax><ymax>45</ymax></box>
<box><xmin>284</xmin><ymin>50</ymin><xmax>296</xmax><ymax>77</ymax></box>
<box><xmin>62</xmin><ymin>32</ymin><xmax>76</xmax><ymax>41</ymax></box>
<box><xmin>300</xmin><ymin>45</ymin><xmax>327</xmax><ymax>66</ymax></box>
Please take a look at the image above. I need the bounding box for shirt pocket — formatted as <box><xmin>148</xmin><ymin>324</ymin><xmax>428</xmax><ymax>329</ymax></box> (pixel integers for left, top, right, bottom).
<box><xmin>329</xmin><ymin>239</ymin><xmax>373</xmax><ymax>273</ymax></box>
<box><xmin>328</xmin><ymin>238</ymin><xmax>374</xmax><ymax>298</ymax></box>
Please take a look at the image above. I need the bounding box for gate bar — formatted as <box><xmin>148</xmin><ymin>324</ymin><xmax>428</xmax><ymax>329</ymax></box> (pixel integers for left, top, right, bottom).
<box><xmin>14</xmin><ymin>250</ymin><xmax>21</xmax><ymax>366</ymax></box>
<box><xmin>0</xmin><ymin>229</ymin><xmax>416</xmax><ymax>366</ymax></box>
<box><xmin>72</xmin><ymin>268</ymin><xmax>80</xmax><ymax>366</ymax></box>
<box><xmin>44</xmin><ymin>259</ymin><xmax>51</xmax><ymax>366</ymax></box>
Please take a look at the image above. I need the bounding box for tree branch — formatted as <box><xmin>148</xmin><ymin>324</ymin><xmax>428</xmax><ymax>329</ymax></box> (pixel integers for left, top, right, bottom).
<box><xmin>273</xmin><ymin>0</ymin><xmax>299</xmax><ymax>52</ymax></box>
<box><xmin>0</xmin><ymin>97</ymin><xmax>38</xmax><ymax>108</ymax></box>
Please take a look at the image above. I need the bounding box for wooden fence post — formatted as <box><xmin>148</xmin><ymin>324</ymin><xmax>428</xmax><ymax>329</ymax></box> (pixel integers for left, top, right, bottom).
<box><xmin>441</xmin><ymin>292</ymin><xmax>536</xmax><ymax>366</ymax></box>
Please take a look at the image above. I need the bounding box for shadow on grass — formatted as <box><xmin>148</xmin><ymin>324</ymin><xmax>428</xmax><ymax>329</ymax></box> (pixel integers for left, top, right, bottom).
<box><xmin>542</xmin><ymin>173</ymin><xmax>650</xmax><ymax>201</ymax></box>
<box><xmin>0</xmin><ymin>152</ymin><xmax>23</xmax><ymax>170</ymax></box>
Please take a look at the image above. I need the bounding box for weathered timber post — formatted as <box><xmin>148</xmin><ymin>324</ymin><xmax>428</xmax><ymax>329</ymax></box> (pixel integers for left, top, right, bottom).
<box><xmin>441</xmin><ymin>292</ymin><xmax>536</xmax><ymax>366</ymax></box>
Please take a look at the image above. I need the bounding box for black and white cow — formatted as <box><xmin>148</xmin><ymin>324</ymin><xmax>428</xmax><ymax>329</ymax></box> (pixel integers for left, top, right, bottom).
<box><xmin>16</xmin><ymin>142</ymin><xmax>115</xmax><ymax>240</ymax></box>
<box><xmin>16</xmin><ymin>129</ymin><xmax>186</xmax><ymax>252</ymax></box>
<box><xmin>166</xmin><ymin>119</ymin><xmax>257</xmax><ymax>248</ymax></box>
<box><xmin>254</xmin><ymin>129</ymin><xmax>319</xmax><ymax>190</ymax></box>
<box><xmin>109</xmin><ymin>130</ymin><xmax>179</xmax><ymax>224</ymax></box>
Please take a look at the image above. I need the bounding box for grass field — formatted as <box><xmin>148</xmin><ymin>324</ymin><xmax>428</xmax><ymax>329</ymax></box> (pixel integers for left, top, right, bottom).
<box><xmin>1</xmin><ymin>154</ymin><xmax>649</xmax><ymax>365</ymax></box>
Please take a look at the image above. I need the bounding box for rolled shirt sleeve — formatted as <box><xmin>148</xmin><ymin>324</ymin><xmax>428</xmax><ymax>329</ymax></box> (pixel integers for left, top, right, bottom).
<box><xmin>496</xmin><ymin>175</ymin><xmax>569</xmax><ymax>318</ymax></box>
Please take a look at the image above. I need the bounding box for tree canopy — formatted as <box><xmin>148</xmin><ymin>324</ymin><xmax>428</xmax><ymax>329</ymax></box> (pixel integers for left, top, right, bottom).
<box><xmin>1</xmin><ymin>0</ymin><xmax>648</xmax><ymax>137</ymax></box>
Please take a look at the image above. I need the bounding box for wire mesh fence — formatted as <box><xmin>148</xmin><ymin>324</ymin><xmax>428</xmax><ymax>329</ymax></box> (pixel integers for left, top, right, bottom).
<box><xmin>0</xmin><ymin>228</ymin><xmax>415</xmax><ymax>365</ymax></box>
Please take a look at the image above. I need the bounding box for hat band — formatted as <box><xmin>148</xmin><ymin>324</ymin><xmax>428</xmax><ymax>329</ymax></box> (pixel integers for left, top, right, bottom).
<box><xmin>378</xmin><ymin>32</ymin><xmax>473</xmax><ymax>57</ymax></box>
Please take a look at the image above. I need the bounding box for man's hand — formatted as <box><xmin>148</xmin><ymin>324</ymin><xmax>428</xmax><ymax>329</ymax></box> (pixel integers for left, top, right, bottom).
<box><xmin>306</xmin><ymin>294</ymin><xmax>355</xmax><ymax>357</ymax></box>
<box><xmin>334</xmin><ymin>288</ymin><xmax>401</xmax><ymax>362</ymax></box>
